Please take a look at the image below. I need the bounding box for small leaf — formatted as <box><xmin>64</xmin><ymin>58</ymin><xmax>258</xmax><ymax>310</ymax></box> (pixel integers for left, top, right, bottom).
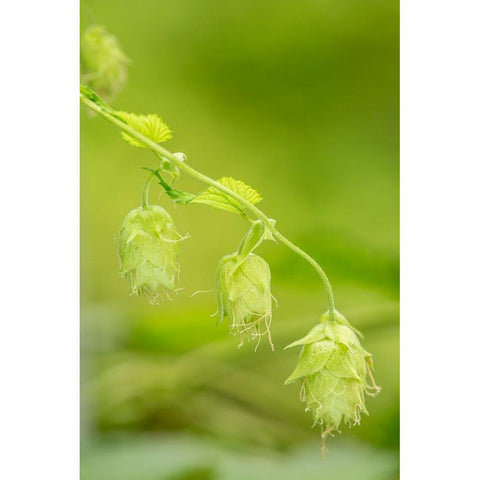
<box><xmin>192</xmin><ymin>177</ymin><xmax>262</xmax><ymax>215</ymax></box>
<box><xmin>117</xmin><ymin>112</ymin><xmax>172</xmax><ymax>147</ymax></box>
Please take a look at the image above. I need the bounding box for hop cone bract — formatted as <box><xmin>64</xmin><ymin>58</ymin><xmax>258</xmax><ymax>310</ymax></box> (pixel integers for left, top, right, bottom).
<box><xmin>216</xmin><ymin>253</ymin><xmax>273</xmax><ymax>349</ymax></box>
<box><xmin>118</xmin><ymin>206</ymin><xmax>182</xmax><ymax>304</ymax></box>
<box><xmin>285</xmin><ymin>311</ymin><xmax>380</xmax><ymax>438</ymax></box>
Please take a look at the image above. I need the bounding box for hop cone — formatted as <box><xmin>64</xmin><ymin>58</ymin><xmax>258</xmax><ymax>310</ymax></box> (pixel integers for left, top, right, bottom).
<box><xmin>285</xmin><ymin>311</ymin><xmax>380</xmax><ymax>438</ymax></box>
<box><xmin>81</xmin><ymin>25</ymin><xmax>130</xmax><ymax>101</ymax></box>
<box><xmin>216</xmin><ymin>253</ymin><xmax>273</xmax><ymax>349</ymax></box>
<box><xmin>118</xmin><ymin>206</ymin><xmax>182</xmax><ymax>304</ymax></box>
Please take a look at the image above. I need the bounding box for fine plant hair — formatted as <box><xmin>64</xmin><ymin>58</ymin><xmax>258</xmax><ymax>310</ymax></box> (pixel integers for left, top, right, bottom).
<box><xmin>80</xmin><ymin>25</ymin><xmax>380</xmax><ymax>451</ymax></box>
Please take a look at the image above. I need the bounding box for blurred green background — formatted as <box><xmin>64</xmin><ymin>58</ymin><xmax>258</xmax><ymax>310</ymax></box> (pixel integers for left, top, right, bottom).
<box><xmin>80</xmin><ymin>1</ymin><xmax>399</xmax><ymax>479</ymax></box>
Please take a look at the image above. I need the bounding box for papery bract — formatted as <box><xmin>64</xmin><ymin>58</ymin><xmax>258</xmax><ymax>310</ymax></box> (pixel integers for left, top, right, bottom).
<box><xmin>285</xmin><ymin>311</ymin><xmax>380</xmax><ymax>441</ymax></box>
<box><xmin>216</xmin><ymin>253</ymin><xmax>273</xmax><ymax>349</ymax></box>
<box><xmin>118</xmin><ymin>205</ymin><xmax>182</xmax><ymax>304</ymax></box>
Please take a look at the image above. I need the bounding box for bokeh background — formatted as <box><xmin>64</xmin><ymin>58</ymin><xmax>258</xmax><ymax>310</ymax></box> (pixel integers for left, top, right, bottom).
<box><xmin>80</xmin><ymin>1</ymin><xmax>399</xmax><ymax>479</ymax></box>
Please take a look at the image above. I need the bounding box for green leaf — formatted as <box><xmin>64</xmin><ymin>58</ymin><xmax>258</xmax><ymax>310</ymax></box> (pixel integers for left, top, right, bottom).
<box><xmin>117</xmin><ymin>112</ymin><xmax>172</xmax><ymax>147</ymax></box>
<box><xmin>192</xmin><ymin>177</ymin><xmax>262</xmax><ymax>215</ymax></box>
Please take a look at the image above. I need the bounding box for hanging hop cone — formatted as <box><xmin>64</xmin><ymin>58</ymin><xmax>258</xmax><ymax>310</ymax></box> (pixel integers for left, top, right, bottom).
<box><xmin>285</xmin><ymin>311</ymin><xmax>380</xmax><ymax>438</ymax></box>
<box><xmin>80</xmin><ymin>25</ymin><xmax>130</xmax><ymax>101</ymax></box>
<box><xmin>216</xmin><ymin>253</ymin><xmax>273</xmax><ymax>349</ymax></box>
<box><xmin>117</xmin><ymin>206</ymin><xmax>183</xmax><ymax>304</ymax></box>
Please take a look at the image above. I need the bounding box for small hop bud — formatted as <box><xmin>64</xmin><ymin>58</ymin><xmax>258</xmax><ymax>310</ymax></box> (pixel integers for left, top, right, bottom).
<box><xmin>285</xmin><ymin>311</ymin><xmax>380</xmax><ymax>441</ymax></box>
<box><xmin>81</xmin><ymin>25</ymin><xmax>130</xmax><ymax>101</ymax></box>
<box><xmin>117</xmin><ymin>206</ymin><xmax>183</xmax><ymax>304</ymax></box>
<box><xmin>216</xmin><ymin>253</ymin><xmax>273</xmax><ymax>349</ymax></box>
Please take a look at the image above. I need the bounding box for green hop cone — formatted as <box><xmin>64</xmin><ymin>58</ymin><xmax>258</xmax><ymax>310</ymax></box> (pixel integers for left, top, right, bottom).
<box><xmin>80</xmin><ymin>25</ymin><xmax>130</xmax><ymax>101</ymax></box>
<box><xmin>216</xmin><ymin>253</ymin><xmax>273</xmax><ymax>349</ymax></box>
<box><xmin>285</xmin><ymin>311</ymin><xmax>380</xmax><ymax>440</ymax></box>
<box><xmin>118</xmin><ymin>205</ymin><xmax>184</xmax><ymax>304</ymax></box>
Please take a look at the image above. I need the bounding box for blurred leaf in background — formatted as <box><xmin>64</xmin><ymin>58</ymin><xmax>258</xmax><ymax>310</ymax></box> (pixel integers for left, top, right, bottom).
<box><xmin>81</xmin><ymin>0</ymin><xmax>398</xmax><ymax>478</ymax></box>
<box><xmin>82</xmin><ymin>435</ymin><xmax>398</xmax><ymax>480</ymax></box>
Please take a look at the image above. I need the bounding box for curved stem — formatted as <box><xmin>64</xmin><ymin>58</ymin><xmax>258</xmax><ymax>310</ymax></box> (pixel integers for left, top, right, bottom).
<box><xmin>81</xmin><ymin>91</ymin><xmax>336</xmax><ymax>320</ymax></box>
<box><xmin>273</xmin><ymin>231</ymin><xmax>335</xmax><ymax>320</ymax></box>
<box><xmin>141</xmin><ymin>172</ymin><xmax>155</xmax><ymax>207</ymax></box>
<box><xmin>80</xmin><ymin>95</ymin><xmax>273</xmax><ymax>221</ymax></box>
<box><xmin>172</xmin><ymin>160</ymin><xmax>336</xmax><ymax>320</ymax></box>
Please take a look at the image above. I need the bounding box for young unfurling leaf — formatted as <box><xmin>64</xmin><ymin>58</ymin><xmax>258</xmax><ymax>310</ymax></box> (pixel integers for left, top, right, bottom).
<box><xmin>192</xmin><ymin>177</ymin><xmax>262</xmax><ymax>215</ymax></box>
<box><xmin>117</xmin><ymin>112</ymin><xmax>172</xmax><ymax>147</ymax></box>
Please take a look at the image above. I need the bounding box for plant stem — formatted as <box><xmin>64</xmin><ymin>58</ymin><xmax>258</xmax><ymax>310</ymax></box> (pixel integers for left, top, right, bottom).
<box><xmin>272</xmin><ymin>231</ymin><xmax>336</xmax><ymax>320</ymax></box>
<box><xmin>141</xmin><ymin>172</ymin><xmax>155</xmax><ymax>207</ymax></box>
<box><xmin>80</xmin><ymin>92</ymin><xmax>336</xmax><ymax>320</ymax></box>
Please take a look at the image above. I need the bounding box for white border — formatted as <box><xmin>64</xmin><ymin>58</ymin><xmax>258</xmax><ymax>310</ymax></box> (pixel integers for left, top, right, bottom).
<box><xmin>401</xmin><ymin>0</ymin><xmax>480</xmax><ymax>477</ymax></box>
<box><xmin>0</xmin><ymin>1</ymin><xmax>79</xmax><ymax>479</ymax></box>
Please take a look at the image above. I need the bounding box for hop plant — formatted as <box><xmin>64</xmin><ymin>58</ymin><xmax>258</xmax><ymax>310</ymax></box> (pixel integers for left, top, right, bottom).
<box><xmin>80</xmin><ymin>25</ymin><xmax>130</xmax><ymax>101</ymax></box>
<box><xmin>216</xmin><ymin>253</ymin><xmax>273</xmax><ymax>349</ymax></box>
<box><xmin>117</xmin><ymin>205</ymin><xmax>183</xmax><ymax>304</ymax></box>
<box><xmin>285</xmin><ymin>311</ymin><xmax>381</xmax><ymax>441</ymax></box>
<box><xmin>80</xmin><ymin>28</ymin><xmax>383</xmax><ymax>446</ymax></box>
